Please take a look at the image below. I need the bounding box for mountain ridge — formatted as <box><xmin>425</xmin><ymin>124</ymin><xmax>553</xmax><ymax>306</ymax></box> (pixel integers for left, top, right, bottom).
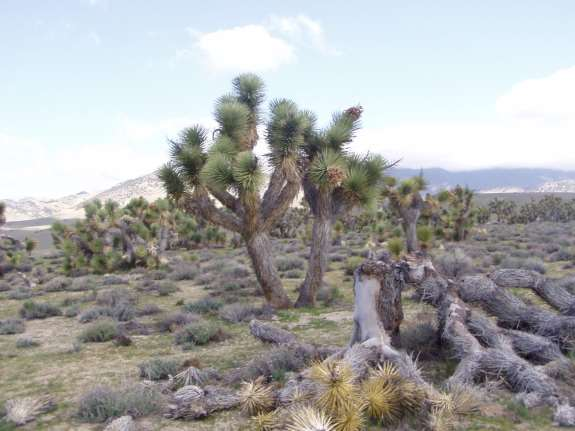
<box><xmin>4</xmin><ymin>168</ymin><xmax>575</xmax><ymax>222</ymax></box>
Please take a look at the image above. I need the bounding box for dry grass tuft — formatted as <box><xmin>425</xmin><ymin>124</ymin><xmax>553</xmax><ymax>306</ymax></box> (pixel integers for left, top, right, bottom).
<box><xmin>4</xmin><ymin>396</ymin><xmax>56</xmax><ymax>425</ymax></box>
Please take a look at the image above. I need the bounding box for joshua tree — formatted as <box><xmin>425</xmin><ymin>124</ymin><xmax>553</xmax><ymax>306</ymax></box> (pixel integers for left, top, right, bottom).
<box><xmin>294</xmin><ymin>107</ymin><xmax>387</xmax><ymax>307</ymax></box>
<box><xmin>0</xmin><ymin>202</ymin><xmax>5</xmax><ymax>227</ymax></box>
<box><xmin>437</xmin><ymin>185</ymin><xmax>475</xmax><ymax>241</ymax></box>
<box><xmin>159</xmin><ymin>74</ymin><xmax>312</xmax><ymax>309</ymax></box>
<box><xmin>24</xmin><ymin>237</ymin><xmax>37</xmax><ymax>256</ymax></box>
<box><xmin>382</xmin><ymin>175</ymin><xmax>426</xmax><ymax>253</ymax></box>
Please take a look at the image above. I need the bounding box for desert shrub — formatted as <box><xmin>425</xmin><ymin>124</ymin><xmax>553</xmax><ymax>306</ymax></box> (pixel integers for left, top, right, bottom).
<box><xmin>169</xmin><ymin>264</ymin><xmax>198</xmax><ymax>281</ymax></box>
<box><xmin>435</xmin><ymin>248</ymin><xmax>473</xmax><ymax>278</ymax></box>
<box><xmin>43</xmin><ymin>276</ymin><xmax>72</xmax><ymax>292</ymax></box>
<box><xmin>15</xmin><ymin>337</ymin><xmax>40</xmax><ymax>348</ymax></box>
<box><xmin>0</xmin><ymin>280</ymin><xmax>10</xmax><ymax>292</ymax></box>
<box><xmin>316</xmin><ymin>284</ymin><xmax>343</xmax><ymax>306</ymax></box>
<box><xmin>78</xmin><ymin>320</ymin><xmax>118</xmax><ymax>343</ymax></box>
<box><xmin>138</xmin><ymin>357</ymin><xmax>180</xmax><ymax>380</ymax></box>
<box><xmin>137</xmin><ymin>304</ymin><xmax>162</xmax><ymax>317</ymax></box>
<box><xmin>76</xmin><ymin>384</ymin><xmax>163</xmax><ymax>423</ymax></box>
<box><xmin>549</xmin><ymin>248</ymin><xmax>574</xmax><ymax>262</ymax></box>
<box><xmin>219</xmin><ymin>303</ymin><xmax>267</xmax><ymax>323</ymax></box>
<box><xmin>102</xmin><ymin>275</ymin><xmax>127</xmax><ymax>286</ymax></box>
<box><xmin>79</xmin><ymin>306</ymin><xmax>111</xmax><ymax>323</ymax></box>
<box><xmin>7</xmin><ymin>288</ymin><xmax>35</xmax><ymax>300</ymax></box>
<box><xmin>183</xmin><ymin>297</ymin><xmax>223</xmax><ymax>314</ymax></box>
<box><xmin>68</xmin><ymin>276</ymin><xmax>97</xmax><ymax>292</ymax></box>
<box><xmin>174</xmin><ymin>321</ymin><xmax>227</xmax><ymax>347</ymax></box>
<box><xmin>275</xmin><ymin>256</ymin><xmax>305</xmax><ymax>272</ymax></box>
<box><xmin>64</xmin><ymin>305</ymin><xmax>80</xmax><ymax>318</ymax></box>
<box><xmin>500</xmin><ymin>256</ymin><xmax>546</xmax><ymax>274</ymax></box>
<box><xmin>344</xmin><ymin>256</ymin><xmax>364</xmax><ymax>276</ymax></box>
<box><xmin>283</xmin><ymin>269</ymin><xmax>304</xmax><ymax>279</ymax></box>
<box><xmin>149</xmin><ymin>270</ymin><xmax>167</xmax><ymax>280</ymax></box>
<box><xmin>222</xmin><ymin>263</ymin><xmax>251</xmax><ymax>279</ymax></box>
<box><xmin>400</xmin><ymin>321</ymin><xmax>440</xmax><ymax>360</ymax></box>
<box><xmin>156</xmin><ymin>312</ymin><xmax>198</xmax><ymax>333</ymax></box>
<box><xmin>156</xmin><ymin>281</ymin><xmax>178</xmax><ymax>296</ymax></box>
<box><xmin>110</xmin><ymin>302</ymin><xmax>136</xmax><ymax>321</ymax></box>
<box><xmin>96</xmin><ymin>289</ymin><xmax>135</xmax><ymax>307</ymax></box>
<box><xmin>19</xmin><ymin>301</ymin><xmax>62</xmax><ymax>320</ymax></box>
<box><xmin>0</xmin><ymin>319</ymin><xmax>25</xmax><ymax>335</ymax></box>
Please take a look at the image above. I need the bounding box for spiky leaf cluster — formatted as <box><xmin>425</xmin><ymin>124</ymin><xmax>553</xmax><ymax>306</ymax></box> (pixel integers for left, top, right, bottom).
<box><xmin>51</xmin><ymin>198</ymin><xmax>209</xmax><ymax>274</ymax></box>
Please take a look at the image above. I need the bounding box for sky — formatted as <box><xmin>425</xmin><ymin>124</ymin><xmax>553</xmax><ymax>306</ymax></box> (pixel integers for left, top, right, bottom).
<box><xmin>1</xmin><ymin>0</ymin><xmax>575</xmax><ymax>199</ymax></box>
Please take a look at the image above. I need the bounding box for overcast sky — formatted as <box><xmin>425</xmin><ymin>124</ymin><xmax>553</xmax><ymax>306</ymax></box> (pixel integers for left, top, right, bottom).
<box><xmin>1</xmin><ymin>1</ymin><xmax>575</xmax><ymax>199</ymax></box>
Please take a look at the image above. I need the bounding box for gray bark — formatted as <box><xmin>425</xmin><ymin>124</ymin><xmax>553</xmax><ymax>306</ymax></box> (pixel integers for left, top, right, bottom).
<box><xmin>245</xmin><ymin>232</ymin><xmax>292</xmax><ymax>309</ymax></box>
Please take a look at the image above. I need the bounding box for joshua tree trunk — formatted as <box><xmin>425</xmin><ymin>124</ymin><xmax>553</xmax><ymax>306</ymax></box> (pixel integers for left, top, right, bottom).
<box><xmin>401</xmin><ymin>207</ymin><xmax>420</xmax><ymax>253</ymax></box>
<box><xmin>296</xmin><ymin>192</ymin><xmax>332</xmax><ymax>307</ymax></box>
<box><xmin>245</xmin><ymin>232</ymin><xmax>292</xmax><ymax>309</ymax></box>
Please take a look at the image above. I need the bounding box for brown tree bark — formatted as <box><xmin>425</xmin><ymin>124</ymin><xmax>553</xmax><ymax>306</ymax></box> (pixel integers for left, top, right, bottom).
<box><xmin>400</xmin><ymin>207</ymin><xmax>420</xmax><ymax>253</ymax></box>
<box><xmin>245</xmin><ymin>232</ymin><xmax>292</xmax><ymax>309</ymax></box>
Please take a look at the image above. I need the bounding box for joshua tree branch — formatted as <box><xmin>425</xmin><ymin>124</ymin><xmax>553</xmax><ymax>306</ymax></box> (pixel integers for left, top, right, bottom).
<box><xmin>182</xmin><ymin>191</ymin><xmax>243</xmax><ymax>233</ymax></box>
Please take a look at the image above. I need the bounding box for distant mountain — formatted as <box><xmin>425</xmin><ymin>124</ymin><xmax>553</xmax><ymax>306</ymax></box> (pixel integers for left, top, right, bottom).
<box><xmin>389</xmin><ymin>167</ymin><xmax>575</xmax><ymax>193</ymax></box>
<box><xmin>3</xmin><ymin>173</ymin><xmax>164</xmax><ymax>222</ymax></box>
<box><xmin>5</xmin><ymin>168</ymin><xmax>575</xmax><ymax>222</ymax></box>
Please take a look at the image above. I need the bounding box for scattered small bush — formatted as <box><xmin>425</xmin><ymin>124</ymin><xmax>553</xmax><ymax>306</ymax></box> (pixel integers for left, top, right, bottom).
<box><xmin>43</xmin><ymin>276</ymin><xmax>72</xmax><ymax>292</ymax></box>
<box><xmin>78</xmin><ymin>320</ymin><xmax>119</xmax><ymax>343</ymax></box>
<box><xmin>219</xmin><ymin>303</ymin><xmax>268</xmax><ymax>323</ymax></box>
<box><xmin>156</xmin><ymin>312</ymin><xmax>199</xmax><ymax>333</ymax></box>
<box><xmin>64</xmin><ymin>305</ymin><xmax>80</xmax><ymax>318</ymax></box>
<box><xmin>138</xmin><ymin>357</ymin><xmax>180</xmax><ymax>380</ymax></box>
<box><xmin>283</xmin><ymin>269</ymin><xmax>303</xmax><ymax>279</ymax></box>
<box><xmin>183</xmin><ymin>297</ymin><xmax>223</xmax><ymax>314</ymax></box>
<box><xmin>435</xmin><ymin>248</ymin><xmax>473</xmax><ymax>278</ymax></box>
<box><xmin>316</xmin><ymin>284</ymin><xmax>343</xmax><ymax>306</ymax></box>
<box><xmin>275</xmin><ymin>256</ymin><xmax>305</xmax><ymax>272</ymax></box>
<box><xmin>7</xmin><ymin>288</ymin><xmax>34</xmax><ymax>300</ymax></box>
<box><xmin>137</xmin><ymin>304</ymin><xmax>162</xmax><ymax>316</ymax></box>
<box><xmin>156</xmin><ymin>281</ymin><xmax>178</xmax><ymax>296</ymax></box>
<box><xmin>387</xmin><ymin>237</ymin><xmax>404</xmax><ymax>259</ymax></box>
<box><xmin>169</xmin><ymin>264</ymin><xmax>198</xmax><ymax>281</ymax></box>
<box><xmin>97</xmin><ymin>289</ymin><xmax>135</xmax><ymax>307</ymax></box>
<box><xmin>76</xmin><ymin>384</ymin><xmax>163</xmax><ymax>423</ymax></box>
<box><xmin>19</xmin><ymin>301</ymin><xmax>62</xmax><ymax>320</ymax></box>
<box><xmin>15</xmin><ymin>337</ymin><xmax>40</xmax><ymax>348</ymax></box>
<box><xmin>0</xmin><ymin>319</ymin><xmax>25</xmax><ymax>335</ymax></box>
<box><xmin>174</xmin><ymin>321</ymin><xmax>227</xmax><ymax>347</ymax></box>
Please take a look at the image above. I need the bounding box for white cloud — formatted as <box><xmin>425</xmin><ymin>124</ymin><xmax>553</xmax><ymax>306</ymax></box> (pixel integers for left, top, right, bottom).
<box><xmin>88</xmin><ymin>31</ymin><xmax>101</xmax><ymax>46</ymax></box>
<box><xmin>496</xmin><ymin>66</ymin><xmax>575</xmax><ymax>122</ymax></box>
<box><xmin>176</xmin><ymin>15</ymin><xmax>338</xmax><ymax>72</ymax></box>
<box><xmin>268</xmin><ymin>15</ymin><xmax>340</xmax><ymax>56</ymax></box>
<box><xmin>354</xmin><ymin>65</ymin><xmax>575</xmax><ymax>170</ymax></box>
<box><xmin>194</xmin><ymin>25</ymin><xmax>295</xmax><ymax>72</ymax></box>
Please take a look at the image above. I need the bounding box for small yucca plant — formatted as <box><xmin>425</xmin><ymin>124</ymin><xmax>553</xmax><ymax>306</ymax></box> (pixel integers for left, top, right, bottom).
<box><xmin>251</xmin><ymin>410</ymin><xmax>278</xmax><ymax>431</ymax></box>
<box><xmin>285</xmin><ymin>405</ymin><xmax>335</xmax><ymax>431</ymax></box>
<box><xmin>310</xmin><ymin>360</ymin><xmax>356</xmax><ymax>414</ymax></box>
<box><xmin>361</xmin><ymin>375</ymin><xmax>402</xmax><ymax>423</ymax></box>
<box><xmin>239</xmin><ymin>377</ymin><xmax>276</xmax><ymax>415</ymax></box>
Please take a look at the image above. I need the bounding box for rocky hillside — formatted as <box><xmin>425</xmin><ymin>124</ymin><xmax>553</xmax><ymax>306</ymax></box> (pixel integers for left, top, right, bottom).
<box><xmin>3</xmin><ymin>173</ymin><xmax>164</xmax><ymax>222</ymax></box>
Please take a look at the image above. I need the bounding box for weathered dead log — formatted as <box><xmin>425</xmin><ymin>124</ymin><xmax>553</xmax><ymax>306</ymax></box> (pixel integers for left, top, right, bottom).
<box><xmin>249</xmin><ymin>319</ymin><xmax>297</xmax><ymax>344</ymax></box>
<box><xmin>459</xmin><ymin>274</ymin><xmax>575</xmax><ymax>349</ymax></box>
<box><xmin>490</xmin><ymin>269</ymin><xmax>575</xmax><ymax>316</ymax></box>
<box><xmin>165</xmin><ymin>385</ymin><xmax>239</xmax><ymax>420</ymax></box>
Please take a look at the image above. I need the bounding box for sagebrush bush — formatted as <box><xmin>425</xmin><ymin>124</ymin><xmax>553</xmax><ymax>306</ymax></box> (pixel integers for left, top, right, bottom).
<box><xmin>16</xmin><ymin>337</ymin><xmax>40</xmax><ymax>348</ymax></box>
<box><xmin>19</xmin><ymin>301</ymin><xmax>62</xmax><ymax>320</ymax></box>
<box><xmin>500</xmin><ymin>256</ymin><xmax>546</xmax><ymax>274</ymax></box>
<box><xmin>183</xmin><ymin>297</ymin><xmax>223</xmax><ymax>314</ymax></box>
<box><xmin>76</xmin><ymin>384</ymin><xmax>163</xmax><ymax>423</ymax></box>
<box><xmin>275</xmin><ymin>256</ymin><xmax>305</xmax><ymax>272</ymax></box>
<box><xmin>78</xmin><ymin>320</ymin><xmax>118</xmax><ymax>343</ymax></box>
<box><xmin>97</xmin><ymin>289</ymin><xmax>135</xmax><ymax>307</ymax></box>
<box><xmin>137</xmin><ymin>304</ymin><xmax>162</xmax><ymax>317</ymax></box>
<box><xmin>435</xmin><ymin>248</ymin><xmax>473</xmax><ymax>278</ymax></box>
<box><xmin>219</xmin><ymin>303</ymin><xmax>264</xmax><ymax>323</ymax></box>
<box><xmin>43</xmin><ymin>276</ymin><xmax>72</xmax><ymax>292</ymax></box>
<box><xmin>138</xmin><ymin>357</ymin><xmax>180</xmax><ymax>380</ymax></box>
<box><xmin>0</xmin><ymin>319</ymin><xmax>25</xmax><ymax>335</ymax></box>
<box><xmin>169</xmin><ymin>264</ymin><xmax>198</xmax><ymax>281</ymax></box>
<box><xmin>174</xmin><ymin>321</ymin><xmax>227</xmax><ymax>347</ymax></box>
<box><xmin>156</xmin><ymin>312</ymin><xmax>199</xmax><ymax>333</ymax></box>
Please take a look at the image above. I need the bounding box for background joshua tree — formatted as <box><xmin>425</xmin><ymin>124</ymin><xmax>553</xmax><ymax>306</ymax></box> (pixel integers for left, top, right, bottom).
<box><xmin>52</xmin><ymin>198</ymin><xmax>193</xmax><ymax>274</ymax></box>
<box><xmin>294</xmin><ymin>106</ymin><xmax>387</xmax><ymax>307</ymax></box>
<box><xmin>382</xmin><ymin>175</ymin><xmax>426</xmax><ymax>253</ymax></box>
<box><xmin>159</xmin><ymin>74</ymin><xmax>312</xmax><ymax>309</ymax></box>
<box><xmin>437</xmin><ymin>185</ymin><xmax>475</xmax><ymax>241</ymax></box>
